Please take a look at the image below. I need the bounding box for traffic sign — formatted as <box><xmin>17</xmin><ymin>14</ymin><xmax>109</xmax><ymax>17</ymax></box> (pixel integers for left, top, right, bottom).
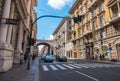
<box><xmin>0</xmin><ymin>18</ymin><xmax>19</xmax><ymax>25</ymax></box>
<box><xmin>109</xmin><ymin>47</ymin><xmax>112</xmax><ymax>51</ymax></box>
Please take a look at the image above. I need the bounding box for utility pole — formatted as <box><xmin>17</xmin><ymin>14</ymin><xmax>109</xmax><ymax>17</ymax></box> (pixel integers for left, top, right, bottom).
<box><xmin>27</xmin><ymin>15</ymin><xmax>70</xmax><ymax>69</ymax></box>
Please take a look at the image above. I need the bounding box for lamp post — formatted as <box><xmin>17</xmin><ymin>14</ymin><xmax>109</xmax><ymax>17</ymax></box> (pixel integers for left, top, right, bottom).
<box><xmin>27</xmin><ymin>15</ymin><xmax>70</xmax><ymax>69</ymax></box>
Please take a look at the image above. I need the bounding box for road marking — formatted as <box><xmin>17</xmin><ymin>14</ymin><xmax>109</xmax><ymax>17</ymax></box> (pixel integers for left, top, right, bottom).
<box><xmin>75</xmin><ymin>64</ymin><xmax>89</xmax><ymax>68</ymax></box>
<box><xmin>49</xmin><ymin>65</ymin><xmax>58</xmax><ymax>71</ymax></box>
<box><xmin>62</xmin><ymin>64</ymin><xmax>74</xmax><ymax>69</ymax></box>
<box><xmin>56</xmin><ymin>64</ymin><xmax>66</xmax><ymax>70</ymax></box>
<box><xmin>75</xmin><ymin>71</ymin><xmax>99</xmax><ymax>81</ymax></box>
<box><xmin>68</xmin><ymin>64</ymin><xmax>82</xmax><ymax>69</ymax></box>
<box><xmin>42</xmin><ymin>65</ymin><xmax>49</xmax><ymax>71</ymax></box>
<box><xmin>83</xmin><ymin>64</ymin><xmax>96</xmax><ymax>68</ymax></box>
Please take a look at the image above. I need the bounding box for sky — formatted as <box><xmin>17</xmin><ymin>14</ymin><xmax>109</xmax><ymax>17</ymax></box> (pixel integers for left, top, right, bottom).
<box><xmin>35</xmin><ymin>0</ymin><xmax>75</xmax><ymax>40</ymax></box>
<box><xmin>34</xmin><ymin>0</ymin><xmax>75</xmax><ymax>51</ymax></box>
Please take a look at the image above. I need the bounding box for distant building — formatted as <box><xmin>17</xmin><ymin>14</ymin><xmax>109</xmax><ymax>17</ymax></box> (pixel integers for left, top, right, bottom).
<box><xmin>53</xmin><ymin>18</ymin><xmax>72</xmax><ymax>57</ymax></box>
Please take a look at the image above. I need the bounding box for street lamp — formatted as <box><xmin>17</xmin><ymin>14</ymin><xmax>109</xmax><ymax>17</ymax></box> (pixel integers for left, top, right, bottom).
<box><xmin>27</xmin><ymin>15</ymin><xmax>70</xmax><ymax>69</ymax></box>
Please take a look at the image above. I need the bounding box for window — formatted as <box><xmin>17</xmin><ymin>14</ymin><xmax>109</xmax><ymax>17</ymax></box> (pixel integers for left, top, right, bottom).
<box><xmin>91</xmin><ymin>10</ymin><xmax>95</xmax><ymax>18</ymax></box>
<box><xmin>93</xmin><ymin>20</ymin><xmax>97</xmax><ymax>30</ymax></box>
<box><xmin>98</xmin><ymin>4</ymin><xmax>103</xmax><ymax>12</ymax></box>
<box><xmin>86</xmin><ymin>23</ymin><xmax>90</xmax><ymax>31</ymax></box>
<box><xmin>102</xmin><ymin>31</ymin><xmax>106</xmax><ymax>38</ymax></box>
<box><xmin>86</xmin><ymin>13</ymin><xmax>89</xmax><ymax>22</ymax></box>
<box><xmin>111</xmin><ymin>5</ymin><xmax>118</xmax><ymax>14</ymax></box>
<box><xmin>82</xmin><ymin>26</ymin><xmax>84</xmax><ymax>35</ymax></box>
<box><xmin>69</xmin><ymin>26</ymin><xmax>71</xmax><ymax>30</ymax></box>
<box><xmin>99</xmin><ymin>15</ymin><xmax>104</xmax><ymax>25</ymax></box>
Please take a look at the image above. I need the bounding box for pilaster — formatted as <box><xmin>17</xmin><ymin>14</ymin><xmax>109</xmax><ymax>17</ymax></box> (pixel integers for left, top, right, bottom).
<box><xmin>0</xmin><ymin>0</ymin><xmax>14</xmax><ymax>72</ymax></box>
<box><xmin>14</xmin><ymin>21</ymin><xmax>23</xmax><ymax>63</ymax></box>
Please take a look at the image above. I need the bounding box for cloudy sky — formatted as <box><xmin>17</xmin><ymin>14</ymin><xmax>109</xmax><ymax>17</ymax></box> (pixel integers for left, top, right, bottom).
<box><xmin>35</xmin><ymin>0</ymin><xmax>75</xmax><ymax>50</ymax></box>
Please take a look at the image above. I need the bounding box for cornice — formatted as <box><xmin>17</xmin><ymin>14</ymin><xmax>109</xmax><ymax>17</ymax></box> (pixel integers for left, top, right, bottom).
<box><xmin>15</xmin><ymin>0</ymin><xmax>28</xmax><ymax>20</ymax></box>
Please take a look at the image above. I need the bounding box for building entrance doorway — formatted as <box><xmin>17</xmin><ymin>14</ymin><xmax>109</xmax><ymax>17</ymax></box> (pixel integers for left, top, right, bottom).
<box><xmin>116</xmin><ymin>43</ymin><xmax>120</xmax><ymax>61</ymax></box>
<box><xmin>73</xmin><ymin>48</ymin><xmax>77</xmax><ymax>58</ymax></box>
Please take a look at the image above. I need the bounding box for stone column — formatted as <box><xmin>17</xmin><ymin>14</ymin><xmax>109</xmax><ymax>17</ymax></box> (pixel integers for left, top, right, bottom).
<box><xmin>14</xmin><ymin>21</ymin><xmax>23</xmax><ymax>63</ymax></box>
<box><xmin>7</xmin><ymin>2</ymin><xmax>15</xmax><ymax>44</ymax></box>
<box><xmin>0</xmin><ymin>0</ymin><xmax>14</xmax><ymax>72</ymax></box>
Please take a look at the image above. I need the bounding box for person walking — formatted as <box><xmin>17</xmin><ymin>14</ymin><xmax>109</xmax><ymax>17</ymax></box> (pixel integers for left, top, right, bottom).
<box><xmin>20</xmin><ymin>54</ymin><xmax>24</xmax><ymax>65</ymax></box>
<box><xmin>32</xmin><ymin>54</ymin><xmax>35</xmax><ymax>61</ymax></box>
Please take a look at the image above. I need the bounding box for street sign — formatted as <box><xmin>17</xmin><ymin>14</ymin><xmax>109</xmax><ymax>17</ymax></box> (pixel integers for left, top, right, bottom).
<box><xmin>109</xmin><ymin>47</ymin><xmax>112</xmax><ymax>51</ymax></box>
<box><xmin>0</xmin><ymin>18</ymin><xmax>19</xmax><ymax>25</ymax></box>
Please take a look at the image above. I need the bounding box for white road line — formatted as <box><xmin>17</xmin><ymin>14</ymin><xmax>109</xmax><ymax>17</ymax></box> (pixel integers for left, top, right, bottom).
<box><xmin>75</xmin><ymin>71</ymin><xmax>99</xmax><ymax>81</ymax></box>
<box><xmin>62</xmin><ymin>64</ymin><xmax>74</xmax><ymax>69</ymax></box>
<box><xmin>68</xmin><ymin>64</ymin><xmax>82</xmax><ymax>69</ymax></box>
<box><xmin>42</xmin><ymin>65</ymin><xmax>49</xmax><ymax>71</ymax></box>
<box><xmin>98</xmin><ymin>64</ymin><xmax>110</xmax><ymax>67</ymax></box>
<box><xmin>56</xmin><ymin>64</ymin><xmax>66</xmax><ymax>70</ymax></box>
<box><xmin>49</xmin><ymin>65</ymin><xmax>58</xmax><ymax>71</ymax></box>
<box><xmin>91</xmin><ymin>64</ymin><xmax>103</xmax><ymax>68</ymax></box>
<box><xmin>83</xmin><ymin>64</ymin><xmax>96</xmax><ymax>68</ymax></box>
<box><xmin>75</xmin><ymin>64</ymin><xmax>89</xmax><ymax>68</ymax></box>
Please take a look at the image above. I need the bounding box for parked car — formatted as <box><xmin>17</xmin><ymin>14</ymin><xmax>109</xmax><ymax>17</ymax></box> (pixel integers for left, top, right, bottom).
<box><xmin>44</xmin><ymin>54</ymin><xmax>54</xmax><ymax>62</ymax></box>
<box><xmin>56</xmin><ymin>55</ymin><xmax>67</xmax><ymax>62</ymax></box>
<box><xmin>41</xmin><ymin>54</ymin><xmax>47</xmax><ymax>60</ymax></box>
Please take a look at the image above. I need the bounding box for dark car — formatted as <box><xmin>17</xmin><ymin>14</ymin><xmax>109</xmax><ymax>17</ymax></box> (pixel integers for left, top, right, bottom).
<box><xmin>56</xmin><ymin>55</ymin><xmax>67</xmax><ymax>62</ymax></box>
<box><xmin>44</xmin><ymin>54</ymin><xmax>54</xmax><ymax>62</ymax></box>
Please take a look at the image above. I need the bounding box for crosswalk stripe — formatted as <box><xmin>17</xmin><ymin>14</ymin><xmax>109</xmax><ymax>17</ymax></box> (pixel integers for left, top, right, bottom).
<box><xmin>68</xmin><ymin>64</ymin><xmax>82</xmax><ymax>69</ymax></box>
<box><xmin>49</xmin><ymin>65</ymin><xmax>58</xmax><ymax>71</ymax></box>
<box><xmin>56</xmin><ymin>64</ymin><xmax>66</xmax><ymax>70</ymax></box>
<box><xmin>41</xmin><ymin>63</ymin><xmax>120</xmax><ymax>72</ymax></box>
<box><xmin>62</xmin><ymin>64</ymin><xmax>74</xmax><ymax>69</ymax></box>
<box><xmin>75</xmin><ymin>64</ymin><xmax>89</xmax><ymax>68</ymax></box>
<box><xmin>42</xmin><ymin>65</ymin><xmax>49</xmax><ymax>71</ymax></box>
<box><xmin>91</xmin><ymin>64</ymin><xmax>103</xmax><ymax>67</ymax></box>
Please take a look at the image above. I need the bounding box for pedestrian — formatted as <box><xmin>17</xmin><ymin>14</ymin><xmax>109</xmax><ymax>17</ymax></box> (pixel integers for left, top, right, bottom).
<box><xmin>24</xmin><ymin>54</ymin><xmax>27</xmax><ymax>63</ymax></box>
<box><xmin>32</xmin><ymin>54</ymin><xmax>35</xmax><ymax>61</ymax></box>
<box><xmin>99</xmin><ymin>54</ymin><xmax>102</xmax><ymax>60</ymax></box>
<box><xmin>20</xmin><ymin>53</ymin><xmax>24</xmax><ymax>65</ymax></box>
<box><xmin>102</xmin><ymin>54</ymin><xmax>105</xmax><ymax>60</ymax></box>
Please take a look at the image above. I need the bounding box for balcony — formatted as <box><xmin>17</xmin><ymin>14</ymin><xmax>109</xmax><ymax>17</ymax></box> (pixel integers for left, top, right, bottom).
<box><xmin>107</xmin><ymin>0</ymin><xmax>116</xmax><ymax>7</ymax></box>
<box><xmin>79</xmin><ymin>10</ymin><xmax>88</xmax><ymax>16</ymax></box>
<box><xmin>110</xmin><ymin>13</ymin><xmax>120</xmax><ymax>23</ymax></box>
<box><xmin>88</xmin><ymin>0</ymin><xmax>103</xmax><ymax>10</ymax></box>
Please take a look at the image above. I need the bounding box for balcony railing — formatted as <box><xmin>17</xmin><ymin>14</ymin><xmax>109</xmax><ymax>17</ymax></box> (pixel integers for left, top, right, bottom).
<box><xmin>107</xmin><ymin>0</ymin><xmax>116</xmax><ymax>6</ymax></box>
<box><xmin>110</xmin><ymin>13</ymin><xmax>120</xmax><ymax>23</ymax></box>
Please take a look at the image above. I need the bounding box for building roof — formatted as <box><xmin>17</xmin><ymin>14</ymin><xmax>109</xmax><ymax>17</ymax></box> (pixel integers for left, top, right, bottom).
<box><xmin>52</xmin><ymin>18</ymin><xmax>66</xmax><ymax>35</ymax></box>
<box><xmin>69</xmin><ymin>0</ymin><xmax>82</xmax><ymax>14</ymax></box>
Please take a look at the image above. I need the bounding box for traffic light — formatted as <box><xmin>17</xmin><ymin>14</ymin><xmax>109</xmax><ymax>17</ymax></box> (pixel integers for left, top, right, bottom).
<box><xmin>30</xmin><ymin>38</ymin><xmax>36</xmax><ymax>46</ymax></box>
<box><xmin>73</xmin><ymin>15</ymin><xmax>82</xmax><ymax>23</ymax></box>
<box><xmin>77</xmin><ymin>15</ymin><xmax>82</xmax><ymax>22</ymax></box>
<box><xmin>73</xmin><ymin>17</ymin><xmax>78</xmax><ymax>23</ymax></box>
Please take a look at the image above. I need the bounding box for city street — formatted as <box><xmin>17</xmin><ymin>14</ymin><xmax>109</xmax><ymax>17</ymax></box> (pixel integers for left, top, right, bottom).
<box><xmin>39</xmin><ymin>59</ymin><xmax>120</xmax><ymax>81</ymax></box>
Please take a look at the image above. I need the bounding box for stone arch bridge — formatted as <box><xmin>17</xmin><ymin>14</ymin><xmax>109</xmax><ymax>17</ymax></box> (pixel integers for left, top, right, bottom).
<box><xmin>35</xmin><ymin>39</ymin><xmax>54</xmax><ymax>54</ymax></box>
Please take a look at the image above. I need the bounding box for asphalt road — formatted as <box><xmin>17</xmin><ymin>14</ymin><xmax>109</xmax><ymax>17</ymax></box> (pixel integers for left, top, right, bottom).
<box><xmin>39</xmin><ymin>60</ymin><xmax>120</xmax><ymax>81</ymax></box>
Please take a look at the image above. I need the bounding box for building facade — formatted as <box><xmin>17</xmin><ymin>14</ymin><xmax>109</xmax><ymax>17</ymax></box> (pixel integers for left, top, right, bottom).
<box><xmin>69</xmin><ymin>0</ymin><xmax>120</xmax><ymax>60</ymax></box>
<box><xmin>53</xmin><ymin>18</ymin><xmax>72</xmax><ymax>57</ymax></box>
<box><xmin>0</xmin><ymin>0</ymin><xmax>37</xmax><ymax>72</ymax></box>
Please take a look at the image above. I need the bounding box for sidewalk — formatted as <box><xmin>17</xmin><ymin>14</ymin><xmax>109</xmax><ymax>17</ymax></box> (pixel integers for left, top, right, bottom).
<box><xmin>68</xmin><ymin>58</ymin><xmax>120</xmax><ymax>64</ymax></box>
<box><xmin>0</xmin><ymin>57</ymin><xmax>39</xmax><ymax>81</ymax></box>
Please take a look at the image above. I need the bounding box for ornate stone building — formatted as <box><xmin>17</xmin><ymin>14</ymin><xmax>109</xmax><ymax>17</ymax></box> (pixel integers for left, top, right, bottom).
<box><xmin>69</xmin><ymin>0</ymin><xmax>120</xmax><ymax>60</ymax></box>
<box><xmin>0</xmin><ymin>0</ymin><xmax>37</xmax><ymax>72</ymax></box>
<box><xmin>53</xmin><ymin>18</ymin><xmax>72</xmax><ymax>57</ymax></box>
